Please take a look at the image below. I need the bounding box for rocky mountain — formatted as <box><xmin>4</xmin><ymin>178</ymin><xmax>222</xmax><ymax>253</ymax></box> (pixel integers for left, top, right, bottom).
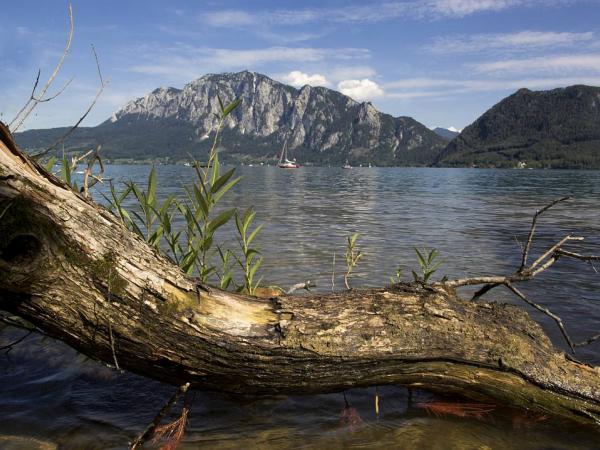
<box><xmin>16</xmin><ymin>71</ymin><xmax>446</xmax><ymax>166</ymax></box>
<box><xmin>433</xmin><ymin>127</ymin><xmax>460</xmax><ymax>140</ymax></box>
<box><xmin>436</xmin><ymin>85</ymin><xmax>600</xmax><ymax>169</ymax></box>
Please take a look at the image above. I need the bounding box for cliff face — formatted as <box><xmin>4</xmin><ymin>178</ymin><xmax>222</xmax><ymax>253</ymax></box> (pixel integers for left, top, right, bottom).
<box><xmin>437</xmin><ymin>85</ymin><xmax>600</xmax><ymax>168</ymax></box>
<box><xmin>16</xmin><ymin>71</ymin><xmax>446</xmax><ymax>165</ymax></box>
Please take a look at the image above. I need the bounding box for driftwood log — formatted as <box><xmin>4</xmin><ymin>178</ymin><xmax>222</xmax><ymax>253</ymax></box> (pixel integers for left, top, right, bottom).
<box><xmin>0</xmin><ymin>124</ymin><xmax>599</xmax><ymax>427</ymax></box>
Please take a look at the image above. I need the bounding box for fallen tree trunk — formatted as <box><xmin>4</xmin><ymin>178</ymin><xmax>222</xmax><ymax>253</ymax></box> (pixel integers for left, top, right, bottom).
<box><xmin>0</xmin><ymin>123</ymin><xmax>599</xmax><ymax>426</ymax></box>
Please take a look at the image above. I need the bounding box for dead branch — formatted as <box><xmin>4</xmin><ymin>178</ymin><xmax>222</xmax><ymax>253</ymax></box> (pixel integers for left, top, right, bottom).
<box><xmin>2</xmin><ymin>131</ymin><xmax>600</xmax><ymax>426</ymax></box>
<box><xmin>9</xmin><ymin>2</ymin><xmax>74</xmax><ymax>132</ymax></box>
<box><xmin>130</xmin><ymin>382</ymin><xmax>191</xmax><ymax>450</ymax></box>
<box><xmin>575</xmin><ymin>334</ymin><xmax>600</xmax><ymax>348</ymax></box>
<box><xmin>81</xmin><ymin>145</ymin><xmax>104</xmax><ymax>198</ymax></box>
<box><xmin>504</xmin><ymin>281</ymin><xmax>575</xmax><ymax>352</ymax></box>
<box><xmin>440</xmin><ymin>198</ymin><xmax>596</xmax><ymax>353</ymax></box>
<box><xmin>150</xmin><ymin>400</ymin><xmax>190</xmax><ymax>450</ymax></box>
<box><xmin>519</xmin><ymin>196</ymin><xmax>570</xmax><ymax>271</ymax></box>
<box><xmin>33</xmin><ymin>44</ymin><xmax>109</xmax><ymax>159</ymax></box>
<box><xmin>555</xmin><ymin>249</ymin><xmax>600</xmax><ymax>262</ymax></box>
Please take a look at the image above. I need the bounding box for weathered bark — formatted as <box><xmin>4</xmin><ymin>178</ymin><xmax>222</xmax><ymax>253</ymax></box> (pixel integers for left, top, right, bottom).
<box><xmin>0</xmin><ymin>123</ymin><xmax>599</xmax><ymax>426</ymax></box>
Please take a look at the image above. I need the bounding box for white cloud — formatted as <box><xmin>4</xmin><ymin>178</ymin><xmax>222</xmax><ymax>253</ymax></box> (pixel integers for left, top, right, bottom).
<box><xmin>384</xmin><ymin>76</ymin><xmax>600</xmax><ymax>98</ymax></box>
<box><xmin>426</xmin><ymin>31</ymin><xmax>595</xmax><ymax>53</ymax></box>
<box><xmin>337</xmin><ymin>79</ymin><xmax>384</xmax><ymax>101</ymax></box>
<box><xmin>203</xmin><ymin>10</ymin><xmax>257</xmax><ymax>27</ymax></box>
<box><xmin>127</xmin><ymin>46</ymin><xmax>371</xmax><ymax>82</ymax></box>
<box><xmin>281</xmin><ymin>71</ymin><xmax>329</xmax><ymax>87</ymax></box>
<box><xmin>200</xmin><ymin>1</ymin><xmax>578</xmax><ymax>28</ymax></box>
<box><xmin>473</xmin><ymin>54</ymin><xmax>600</xmax><ymax>74</ymax></box>
<box><xmin>428</xmin><ymin>0</ymin><xmax>521</xmax><ymax>17</ymax></box>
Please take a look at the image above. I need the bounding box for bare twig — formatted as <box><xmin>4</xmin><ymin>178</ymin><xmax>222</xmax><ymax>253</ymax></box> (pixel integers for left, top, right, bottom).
<box><xmin>331</xmin><ymin>251</ymin><xmax>336</xmax><ymax>292</ymax></box>
<box><xmin>530</xmin><ymin>236</ymin><xmax>584</xmax><ymax>269</ymax></box>
<box><xmin>107</xmin><ymin>321</ymin><xmax>120</xmax><ymax>370</ymax></box>
<box><xmin>555</xmin><ymin>249</ymin><xmax>600</xmax><ymax>262</ymax></box>
<box><xmin>446</xmin><ymin>199</ymin><xmax>577</xmax><ymax>291</ymax></box>
<box><xmin>0</xmin><ymin>330</ymin><xmax>33</xmax><ymax>353</ymax></box>
<box><xmin>8</xmin><ymin>70</ymin><xmax>41</xmax><ymax>125</ymax></box>
<box><xmin>32</xmin><ymin>78</ymin><xmax>74</xmax><ymax>103</ymax></box>
<box><xmin>34</xmin><ymin>44</ymin><xmax>109</xmax><ymax>158</ymax></box>
<box><xmin>513</xmin><ymin>235</ymin><xmax>524</xmax><ymax>253</ymax></box>
<box><xmin>82</xmin><ymin>145</ymin><xmax>104</xmax><ymax>198</ymax></box>
<box><xmin>575</xmin><ymin>334</ymin><xmax>600</xmax><ymax>348</ymax></box>
<box><xmin>519</xmin><ymin>196</ymin><xmax>570</xmax><ymax>271</ymax></box>
<box><xmin>106</xmin><ymin>267</ymin><xmax>121</xmax><ymax>371</ymax></box>
<box><xmin>439</xmin><ymin>198</ymin><xmax>598</xmax><ymax>354</ymax></box>
<box><xmin>130</xmin><ymin>382</ymin><xmax>191</xmax><ymax>450</ymax></box>
<box><xmin>504</xmin><ymin>281</ymin><xmax>575</xmax><ymax>353</ymax></box>
<box><xmin>10</xmin><ymin>2</ymin><xmax>74</xmax><ymax>132</ymax></box>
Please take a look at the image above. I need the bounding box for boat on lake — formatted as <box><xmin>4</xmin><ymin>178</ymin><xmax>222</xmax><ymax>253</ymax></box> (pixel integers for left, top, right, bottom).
<box><xmin>342</xmin><ymin>160</ymin><xmax>352</xmax><ymax>169</ymax></box>
<box><xmin>278</xmin><ymin>139</ymin><xmax>300</xmax><ymax>169</ymax></box>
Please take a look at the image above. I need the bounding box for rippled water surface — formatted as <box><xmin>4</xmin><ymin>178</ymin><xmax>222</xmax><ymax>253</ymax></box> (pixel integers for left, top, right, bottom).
<box><xmin>1</xmin><ymin>166</ymin><xmax>599</xmax><ymax>449</ymax></box>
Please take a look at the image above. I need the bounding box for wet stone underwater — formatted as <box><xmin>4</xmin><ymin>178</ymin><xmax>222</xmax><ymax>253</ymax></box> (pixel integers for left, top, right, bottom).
<box><xmin>1</xmin><ymin>165</ymin><xmax>600</xmax><ymax>449</ymax></box>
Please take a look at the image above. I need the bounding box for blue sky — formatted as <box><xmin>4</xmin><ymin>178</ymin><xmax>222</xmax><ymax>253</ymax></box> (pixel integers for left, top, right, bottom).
<box><xmin>2</xmin><ymin>0</ymin><xmax>600</xmax><ymax>131</ymax></box>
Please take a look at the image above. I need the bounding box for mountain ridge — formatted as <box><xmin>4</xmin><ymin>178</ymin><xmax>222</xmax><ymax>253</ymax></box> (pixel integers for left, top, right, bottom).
<box><xmin>436</xmin><ymin>85</ymin><xmax>600</xmax><ymax>168</ymax></box>
<box><xmin>15</xmin><ymin>71</ymin><xmax>446</xmax><ymax>166</ymax></box>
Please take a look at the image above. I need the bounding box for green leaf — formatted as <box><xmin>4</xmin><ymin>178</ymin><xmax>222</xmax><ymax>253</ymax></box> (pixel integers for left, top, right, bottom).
<box><xmin>217</xmin><ymin>94</ymin><xmax>225</xmax><ymax>114</ymax></box>
<box><xmin>128</xmin><ymin>181</ymin><xmax>145</xmax><ymax>205</ymax></box>
<box><xmin>243</xmin><ymin>210</ymin><xmax>256</xmax><ymax>232</ymax></box>
<box><xmin>235</xmin><ymin>212</ymin><xmax>244</xmax><ymax>236</ymax></box>
<box><xmin>209</xmin><ymin>152</ymin><xmax>221</xmax><ymax>186</ymax></box>
<box><xmin>247</xmin><ymin>223</ymin><xmax>264</xmax><ymax>246</ymax></box>
<box><xmin>128</xmin><ymin>216</ymin><xmax>144</xmax><ymax>238</ymax></box>
<box><xmin>213</xmin><ymin>177</ymin><xmax>241</xmax><ymax>203</ymax></box>
<box><xmin>199</xmin><ymin>235</ymin><xmax>214</xmax><ymax>252</ymax></box>
<box><xmin>147</xmin><ymin>166</ymin><xmax>157</xmax><ymax>206</ymax></box>
<box><xmin>414</xmin><ymin>247</ymin><xmax>426</xmax><ymax>269</ymax></box>
<box><xmin>44</xmin><ymin>156</ymin><xmax>57</xmax><ymax>172</ymax></box>
<box><xmin>180</xmin><ymin>250</ymin><xmax>198</xmax><ymax>273</ymax></box>
<box><xmin>192</xmin><ymin>185</ymin><xmax>210</xmax><ymax>218</ymax></box>
<box><xmin>210</xmin><ymin>168</ymin><xmax>235</xmax><ymax>194</ymax></box>
<box><xmin>120</xmin><ymin>208</ymin><xmax>134</xmax><ymax>226</ymax></box>
<box><xmin>220</xmin><ymin>273</ymin><xmax>232</xmax><ymax>290</ymax></box>
<box><xmin>245</xmin><ymin>248</ymin><xmax>261</xmax><ymax>260</ymax></box>
<box><xmin>428</xmin><ymin>249</ymin><xmax>438</xmax><ymax>264</ymax></box>
<box><xmin>208</xmin><ymin>208</ymin><xmax>235</xmax><ymax>233</ymax></box>
<box><xmin>131</xmin><ymin>210</ymin><xmax>148</xmax><ymax>233</ymax></box>
<box><xmin>249</xmin><ymin>257</ymin><xmax>263</xmax><ymax>280</ymax></box>
<box><xmin>61</xmin><ymin>153</ymin><xmax>71</xmax><ymax>186</ymax></box>
<box><xmin>221</xmin><ymin>98</ymin><xmax>241</xmax><ymax>118</ymax></box>
<box><xmin>149</xmin><ymin>226</ymin><xmax>164</xmax><ymax>247</ymax></box>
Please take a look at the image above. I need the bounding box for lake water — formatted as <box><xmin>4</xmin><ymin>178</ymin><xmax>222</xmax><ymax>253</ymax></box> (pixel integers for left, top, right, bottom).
<box><xmin>1</xmin><ymin>166</ymin><xmax>599</xmax><ymax>449</ymax></box>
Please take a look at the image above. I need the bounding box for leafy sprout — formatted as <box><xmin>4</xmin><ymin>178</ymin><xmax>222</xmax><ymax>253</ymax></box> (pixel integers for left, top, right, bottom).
<box><xmin>344</xmin><ymin>233</ymin><xmax>363</xmax><ymax>290</ymax></box>
<box><xmin>234</xmin><ymin>208</ymin><xmax>264</xmax><ymax>295</ymax></box>
<box><xmin>412</xmin><ymin>247</ymin><xmax>444</xmax><ymax>284</ymax></box>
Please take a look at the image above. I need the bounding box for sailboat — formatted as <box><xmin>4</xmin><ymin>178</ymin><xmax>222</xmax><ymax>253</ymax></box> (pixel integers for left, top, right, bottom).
<box><xmin>278</xmin><ymin>139</ymin><xmax>300</xmax><ymax>169</ymax></box>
